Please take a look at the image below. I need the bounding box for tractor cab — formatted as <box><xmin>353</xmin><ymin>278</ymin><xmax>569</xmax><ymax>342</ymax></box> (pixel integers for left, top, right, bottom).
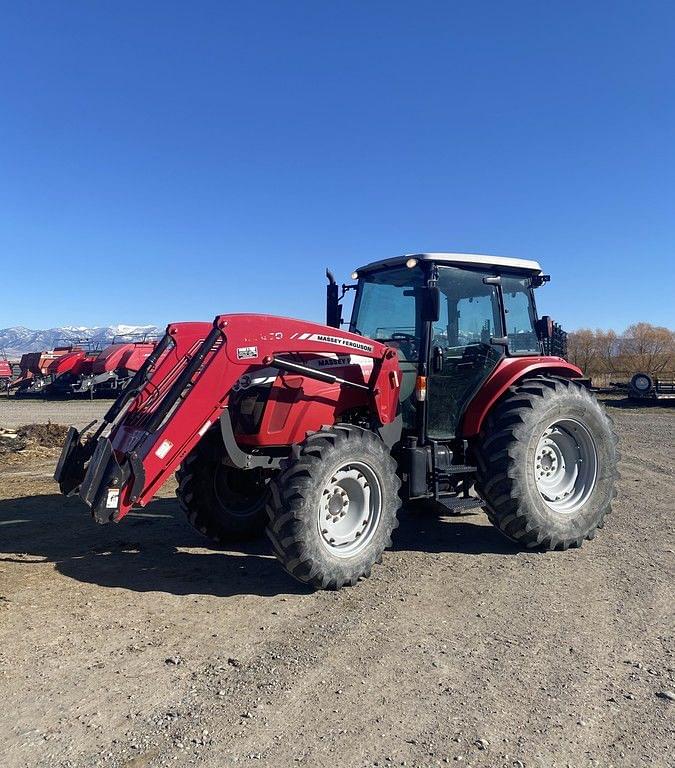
<box><xmin>343</xmin><ymin>253</ymin><xmax>552</xmax><ymax>439</ymax></box>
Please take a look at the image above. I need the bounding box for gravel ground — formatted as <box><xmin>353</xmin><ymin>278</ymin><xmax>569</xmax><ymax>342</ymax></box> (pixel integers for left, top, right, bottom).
<box><xmin>0</xmin><ymin>397</ymin><xmax>108</xmax><ymax>430</ymax></box>
<box><xmin>0</xmin><ymin>397</ymin><xmax>673</xmax><ymax>768</ymax></box>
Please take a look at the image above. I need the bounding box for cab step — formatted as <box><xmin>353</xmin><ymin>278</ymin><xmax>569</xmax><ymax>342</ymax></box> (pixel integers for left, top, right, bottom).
<box><xmin>442</xmin><ymin>464</ymin><xmax>478</xmax><ymax>475</ymax></box>
<box><xmin>437</xmin><ymin>496</ymin><xmax>485</xmax><ymax>514</ymax></box>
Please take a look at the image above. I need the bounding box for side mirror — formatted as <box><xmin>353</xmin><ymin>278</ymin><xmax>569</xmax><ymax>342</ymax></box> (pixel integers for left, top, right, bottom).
<box><xmin>326</xmin><ymin>269</ymin><xmax>343</xmax><ymax>328</ymax></box>
<box><xmin>535</xmin><ymin>315</ymin><xmax>554</xmax><ymax>340</ymax></box>
<box><xmin>421</xmin><ymin>286</ymin><xmax>441</xmax><ymax>323</ymax></box>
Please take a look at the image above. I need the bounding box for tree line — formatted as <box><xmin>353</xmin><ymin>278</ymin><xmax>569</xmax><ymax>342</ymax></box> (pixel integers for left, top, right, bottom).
<box><xmin>567</xmin><ymin>323</ymin><xmax>674</xmax><ymax>383</ymax></box>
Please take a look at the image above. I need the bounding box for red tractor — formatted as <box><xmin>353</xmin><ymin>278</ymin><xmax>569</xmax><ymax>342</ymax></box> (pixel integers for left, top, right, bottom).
<box><xmin>56</xmin><ymin>254</ymin><xmax>619</xmax><ymax>589</ymax></box>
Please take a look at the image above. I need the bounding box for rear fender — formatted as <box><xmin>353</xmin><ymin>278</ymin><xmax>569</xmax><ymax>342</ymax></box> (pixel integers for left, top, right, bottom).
<box><xmin>459</xmin><ymin>357</ymin><xmax>583</xmax><ymax>438</ymax></box>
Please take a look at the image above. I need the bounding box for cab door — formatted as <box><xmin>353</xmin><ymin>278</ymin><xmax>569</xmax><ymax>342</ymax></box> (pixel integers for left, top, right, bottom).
<box><xmin>426</xmin><ymin>267</ymin><xmax>504</xmax><ymax>439</ymax></box>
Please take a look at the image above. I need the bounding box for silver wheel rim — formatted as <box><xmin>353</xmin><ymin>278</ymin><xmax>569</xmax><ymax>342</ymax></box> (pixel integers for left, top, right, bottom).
<box><xmin>534</xmin><ymin>418</ymin><xmax>598</xmax><ymax>514</ymax></box>
<box><xmin>317</xmin><ymin>461</ymin><xmax>382</xmax><ymax>558</ymax></box>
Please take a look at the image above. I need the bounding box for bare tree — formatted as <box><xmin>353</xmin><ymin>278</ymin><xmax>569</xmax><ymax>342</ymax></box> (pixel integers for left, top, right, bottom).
<box><xmin>567</xmin><ymin>329</ymin><xmax>600</xmax><ymax>374</ymax></box>
<box><xmin>567</xmin><ymin>324</ymin><xmax>673</xmax><ymax>381</ymax></box>
<box><xmin>595</xmin><ymin>329</ymin><xmax>619</xmax><ymax>375</ymax></box>
<box><xmin>621</xmin><ymin>323</ymin><xmax>675</xmax><ymax>373</ymax></box>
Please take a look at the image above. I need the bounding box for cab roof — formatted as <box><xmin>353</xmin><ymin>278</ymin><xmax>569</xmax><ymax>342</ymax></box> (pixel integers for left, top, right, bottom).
<box><xmin>356</xmin><ymin>252</ymin><xmax>542</xmax><ymax>275</ymax></box>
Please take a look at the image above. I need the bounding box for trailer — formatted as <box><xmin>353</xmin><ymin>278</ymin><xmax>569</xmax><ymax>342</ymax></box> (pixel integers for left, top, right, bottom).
<box><xmin>628</xmin><ymin>372</ymin><xmax>675</xmax><ymax>402</ymax></box>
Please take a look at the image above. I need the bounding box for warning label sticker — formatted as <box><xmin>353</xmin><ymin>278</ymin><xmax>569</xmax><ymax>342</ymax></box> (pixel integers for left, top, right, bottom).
<box><xmin>106</xmin><ymin>488</ymin><xmax>120</xmax><ymax>509</ymax></box>
<box><xmin>236</xmin><ymin>346</ymin><xmax>259</xmax><ymax>360</ymax></box>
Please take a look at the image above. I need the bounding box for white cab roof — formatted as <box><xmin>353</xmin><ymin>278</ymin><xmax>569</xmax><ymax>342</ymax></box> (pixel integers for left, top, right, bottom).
<box><xmin>356</xmin><ymin>252</ymin><xmax>542</xmax><ymax>274</ymax></box>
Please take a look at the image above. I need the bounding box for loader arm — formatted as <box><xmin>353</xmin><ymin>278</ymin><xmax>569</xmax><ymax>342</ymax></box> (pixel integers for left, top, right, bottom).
<box><xmin>55</xmin><ymin>314</ymin><xmax>401</xmax><ymax>524</ymax></box>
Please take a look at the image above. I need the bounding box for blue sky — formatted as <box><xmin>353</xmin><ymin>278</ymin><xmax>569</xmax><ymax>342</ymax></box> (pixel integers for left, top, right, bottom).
<box><xmin>1</xmin><ymin>1</ymin><xmax>673</xmax><ymax>332</ymax></box>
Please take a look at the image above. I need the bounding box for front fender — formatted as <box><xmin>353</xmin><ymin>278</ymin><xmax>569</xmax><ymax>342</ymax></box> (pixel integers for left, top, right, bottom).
<box><xmin>459</xmin><ymin>357</ymin><xmax>583</xmax><ymax>438</ymax></box>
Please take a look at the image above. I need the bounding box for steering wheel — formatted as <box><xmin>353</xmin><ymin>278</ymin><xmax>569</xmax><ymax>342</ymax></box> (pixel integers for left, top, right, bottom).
<box><xmin>389</xmin><ymin>332</ymin><xmax>418</xmax><ymax>360</ymax></box>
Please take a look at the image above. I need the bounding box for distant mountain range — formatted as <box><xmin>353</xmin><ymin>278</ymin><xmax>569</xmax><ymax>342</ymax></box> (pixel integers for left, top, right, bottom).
<box><xmin>0</xmin><ymin>325</ymin><xmax>161</xmax><ymax>358</ymax></box>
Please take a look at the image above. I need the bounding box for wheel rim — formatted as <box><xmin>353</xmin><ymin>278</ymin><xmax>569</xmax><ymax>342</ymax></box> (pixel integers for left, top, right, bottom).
<box><xmin>213</xmin><ymin>466</ymin><xmax>266</xmax><ymax>518</ymax></box>
<box><xmin>317</xmin><ymin>461</ymin><xmax>382</xmax><ymax>558</ymax></box>
<box><xmin>632</xmin><ymin>374</ymin><xmax>651</xmax><ymax>392</ymax></box>
<box><xmin>534</xmin><ymin>418</ymin><xmax>598</xmax><ymax>514</ymax></box>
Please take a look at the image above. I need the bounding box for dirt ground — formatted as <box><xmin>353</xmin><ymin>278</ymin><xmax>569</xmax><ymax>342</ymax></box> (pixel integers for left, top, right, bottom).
<box><xmin>0</xmin><ymin>397</ymin><xmax>673</xmax><ymax>768</ymax></box>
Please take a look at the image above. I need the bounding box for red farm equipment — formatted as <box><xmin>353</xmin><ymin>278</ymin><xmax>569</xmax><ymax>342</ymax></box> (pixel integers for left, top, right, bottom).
<box><xmin>56</xmin><ymin>253</ymin><xmax>619</xmax><ymax>589</ymax></box>
<box><xmin>44</xmin><ymin>342</ymin><xmax>106</xmax><ymax>397</ymax></box>
<box><xmin>0</xmin><ymin>350</ymin><xmax>13</xmax><ymax>392</ymax></box>
<box><xmin>84</xmin><ymin>336</ymin><xmax>159</xmax><ymax>397</ymax></box>
<box><xmin>11</xmin><ymin>346</ymin><xmax>76</xmax><ymax>396</ymax></box>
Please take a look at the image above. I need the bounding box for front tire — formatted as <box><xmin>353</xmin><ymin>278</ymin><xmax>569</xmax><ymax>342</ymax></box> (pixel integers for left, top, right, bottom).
<box><xmin>475</xmin><ymin>377</ymin><xmax>619</xmax><ymax>550</ymax></box>
<box><xmin>266</xmin><ymin>425</ymin><xmax>402</xmax><ymax>589</ymax></box>
<box><xmin>176</xmin><ymin>434</ymin><xmax>270</xmax><ymax>543</ymax></box>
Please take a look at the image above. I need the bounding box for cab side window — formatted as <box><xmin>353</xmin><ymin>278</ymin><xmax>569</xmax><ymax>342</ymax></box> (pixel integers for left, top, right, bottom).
<box><xmin>501</xmin><ymin>277</ymin><xmax>540</xmax><ymax>354</ymax></box>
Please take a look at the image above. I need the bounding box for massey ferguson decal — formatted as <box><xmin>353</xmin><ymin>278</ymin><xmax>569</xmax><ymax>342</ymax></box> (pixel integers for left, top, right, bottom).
<box><xmin>290</xmin><ymin>332</ymin><xmax>374</xmax><ymax>353</ymax></box>
<box><xmin>307</xmin><ymin>354</ymin><xmax>373</xmax><ymax>372</ymax></box>
<box><xmin>312</xmin><ymin>355</ymin><xmax>352</xmax><ymax>369</ymax></box>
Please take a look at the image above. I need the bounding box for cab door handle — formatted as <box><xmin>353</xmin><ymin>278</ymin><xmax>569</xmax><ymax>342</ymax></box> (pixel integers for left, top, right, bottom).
<box><xmin>432</xmin><ymin>346</ymin><xmax>444</xmax><ymax>373</ymax></box>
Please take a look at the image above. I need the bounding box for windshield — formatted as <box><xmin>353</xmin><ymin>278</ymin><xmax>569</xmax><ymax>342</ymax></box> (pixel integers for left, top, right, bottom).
<box><xmin>350</xmin><ymin>267</ymin><xmax>424</xmax><ymax>361</ymax></box>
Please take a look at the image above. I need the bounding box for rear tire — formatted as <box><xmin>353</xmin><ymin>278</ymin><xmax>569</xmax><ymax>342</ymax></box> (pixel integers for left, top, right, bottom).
<box><xmin>474</xmin><ymin>377</ymin><xmax>619</xmax><ymax>550</ymax></box>
<box><xmin>176</xmin><ymin>434</ymin><xmax>269</xmax><ymax>543</ymax></box>
<box><xmin>266</xmin><ymin>425</ymin><xmax>401</xmax><ymax>589</ymax></box>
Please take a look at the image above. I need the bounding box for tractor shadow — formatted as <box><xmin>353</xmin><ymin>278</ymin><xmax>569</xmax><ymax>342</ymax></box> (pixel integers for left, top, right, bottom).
<box><xmin>394</xmin><ymin>503</ymin><xmax>519</xmax><ymax>556</ymax></box>
<box><xmin>0</xmin><ymin>494</ymin><xmax>518</xmax><ymax>597</ymax></box>
<box><xmin>0</xmin><ymin>493</ymin><xmax>308</xmax><ymax>598</ymax></box>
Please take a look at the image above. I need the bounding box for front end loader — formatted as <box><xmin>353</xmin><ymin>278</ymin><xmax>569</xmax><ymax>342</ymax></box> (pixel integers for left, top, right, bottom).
<box><xmin>56</xmin><ymin>253</ymin><xmax>619</xmax><ymax>589</ymax></box>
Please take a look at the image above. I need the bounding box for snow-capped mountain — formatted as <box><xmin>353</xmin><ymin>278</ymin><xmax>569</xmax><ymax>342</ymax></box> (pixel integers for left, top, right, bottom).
<box><xmin>0</xmin><ymin>325</ymin><xmax>161</xmax><ymax>358</ymax></box>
